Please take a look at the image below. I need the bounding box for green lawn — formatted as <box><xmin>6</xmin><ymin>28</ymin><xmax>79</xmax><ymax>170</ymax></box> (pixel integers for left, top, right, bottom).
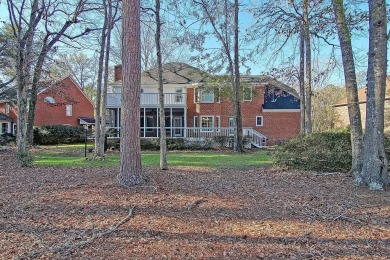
<box><xmin>33</xmin><ymin>144</ymin><xmax>272</xmax><ymax>168</ymax></box>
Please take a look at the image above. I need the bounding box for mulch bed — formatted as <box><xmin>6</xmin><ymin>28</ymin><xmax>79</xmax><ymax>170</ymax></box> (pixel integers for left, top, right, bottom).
<box><xmin>1</xmin><ymin>150</ymin><xmax>389</xmax><ymax>259</ymax></box>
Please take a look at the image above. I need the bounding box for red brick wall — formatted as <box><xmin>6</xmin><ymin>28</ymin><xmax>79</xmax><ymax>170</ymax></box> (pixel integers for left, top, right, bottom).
<box><xmin>114</xmin><ymin>65</ymin><xmax>122</xmax><ymax>82</ymax></box>
<box><xmin>0</xmin><ymin>102</ymin><xmax>18</xmax><ymax>123</ymax></box>
<box><xmin>186</xmin><ymin>85</ymin><xmax>300</xmax><ymax>145</ymax></box>
<box><xmin>34</xmin><ymin>77</ymin><xmax>94</xmax><ymax>126</ymax></box>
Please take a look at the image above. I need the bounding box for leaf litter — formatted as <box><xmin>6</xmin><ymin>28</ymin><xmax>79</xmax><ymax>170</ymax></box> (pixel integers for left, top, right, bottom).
<box><xmin>0</xmin><ymin>150</ymin><xmax>389</xmax><ymax>259</ymax></box>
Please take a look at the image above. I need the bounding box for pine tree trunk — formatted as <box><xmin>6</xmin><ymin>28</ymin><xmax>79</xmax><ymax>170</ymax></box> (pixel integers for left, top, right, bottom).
<box><xmin>119</xmin><ymin>0</ymin><xmax>145</xmax><ymax>187</ymax></box>
<box><xmin>303</xmin><ymin>0</ymin><xmax>312</xmax><ymax>133</ymax></box>
<box><xmin>156</xmin><ymin>0</ymin><xmax>168</xmax><ymax>170</ymax></box>
<box><xmin>332</xmin><ymin>0</ymin><xmax>364</xmax><ymax>180</ymax></box>
<box><xmin>361</xmin><ymin>0</ymin><xmax>389</xmax><ymax>190</ymax></box>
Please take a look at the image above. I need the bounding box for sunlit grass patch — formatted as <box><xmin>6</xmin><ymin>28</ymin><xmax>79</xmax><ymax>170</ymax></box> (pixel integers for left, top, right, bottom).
<box><xmin>33</xmin><ymin>146</ymin><xmax>272</xmax><ymax>168</ymax></box>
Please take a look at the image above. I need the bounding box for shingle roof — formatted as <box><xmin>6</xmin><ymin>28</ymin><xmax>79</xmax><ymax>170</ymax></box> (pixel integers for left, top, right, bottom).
<box><xmin>334</xmin><ymin>76</ymin><xmax>390</xmax><ymax>107</ymax></box>
<box><xmin>240</xmin><ymin>75</ymin><xmax>299</xmax><ymax>98</ymax></box>
<box><xmin>141</xmin><ymin>62</ymin><xmax>210</xmax><ymax>85</ymax></box>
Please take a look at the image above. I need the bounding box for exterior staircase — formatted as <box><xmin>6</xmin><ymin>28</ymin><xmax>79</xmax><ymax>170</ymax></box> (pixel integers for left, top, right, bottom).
<box><xmin>243</xmin><ymin>128</ymin><xmax>267</xmax><ymax>148</ymax></box>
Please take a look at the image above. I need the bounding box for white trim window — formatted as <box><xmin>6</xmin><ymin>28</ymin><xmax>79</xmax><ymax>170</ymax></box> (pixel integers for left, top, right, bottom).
<box><xmin>66</xmin><ymin>104</ymin><xmax>72</xmax><ymax>116</ymax></box>
<box><xmin>5</xmin><ymin>103</ymin><xmax>10</xmax><ymax>113</ymax></box>
<box><xmin>201</xmin><ymin>116</ymin><xmax>214</xmax><ymax>132</ymax></box>
<box><xmin>175</xmin><ymin>88</ymin><xmax>183</xmax><ymax>103</ymax></box>
<box><xmin>243</xmin><ymin>86</ymin><xmax>252</xmax><ymax>101</ymax></box>
<box><xmin>194</xmin><ymin>88</ymin><xmax>200</xmax><ymax>103</ymax></box>
<box><xmin>200</xmin><ymin>88</ymin><xmax>214</xmax><ymax>103</ymax></box>
<box><xmin>256</xmin><ymin>116</ymin><xmax>263</xmax><ymax>126</ymax></box>
<box><xmin>194</xmin><ymin>116</ymin><xmax>198</xmax><ymax>127</ymax></box>
<box><xmin>216</xmin><ymin>116</ymin><xmax>220</xmax><ymax>131</ymax></box>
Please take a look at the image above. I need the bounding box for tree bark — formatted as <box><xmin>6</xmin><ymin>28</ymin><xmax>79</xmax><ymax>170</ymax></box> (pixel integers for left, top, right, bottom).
<box><xmin>10</xmin><ymin>0</ymin><xmax>41</xmax><ymax>165</ymax></box>
<box><xmin>303</xmin><ymin>0</ymin><xmax>312</xmax><ymax>134</ymax></box>
<box><xmin>299</xmin><ymin>25</ymin><xmax>306</xmax><ymax>135</ymax></box>
<box><xmin>99</xmin><ymin>0</ymin><xmax>115</xmax><ymax>156</ymax></box>
<box><xmin>233</xmin><ymin>0</ymin><xmax>243</xmax><ymax>152</ymax></box>
<box><xmin>332</xmin><ymin>0</ymin><xmax>364</xmax><ymax>181</ymax></box>
<box><xmin>119</xmin><ymin>0</ymin><xmax>145</xmax><ymax>187</ymax></box>
<box><xmin>361</xmin><ymin>0</ymin><xmax>389</xmax><ymax>190</ymax></box>
<box><xmin>156</xmin><ymin>0</ymin><xmax>168</xmax><ymax>170</ymax></box>
<box><xmin>95</xmin><ymin>5</ymin><xmax>108</xmax><ymax>158</ymax></box>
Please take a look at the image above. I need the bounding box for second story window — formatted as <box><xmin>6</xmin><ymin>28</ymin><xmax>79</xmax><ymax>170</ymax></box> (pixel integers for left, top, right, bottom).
<box><xmin>175</xmin><ymin>88</ymin><xmax>183</xmax><ymax>103</ymax></box>
<box><xmin>66</xmin><ymin>104</ymin><xmax>72</xmax><ymax>116</ymax></box>
<box><xmin>5</xmin><ymin>103</ymin><xmax>10</xmax><ymax>113</ymax></box>
<box><xmin>243</xmin><ymin>86</ymin><xmax>252</xmax><ymax>101</ymax></box>
<box><xmin>201</xmin><ymin>88</ymin><xmax>214</xmax><ymax>103</ymax></box>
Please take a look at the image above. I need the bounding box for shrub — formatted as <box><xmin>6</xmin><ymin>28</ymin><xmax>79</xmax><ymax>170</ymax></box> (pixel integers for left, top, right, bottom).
<box><xmin>121</xmin><ymin>138</ymin><xmax>214</xmax><ymax>151</ymax></box>
<box><xmin>273</xmin><ymin>129</ymin><xmax>390</xmax><ymax>172</ymax></box>
<box><xmin>272</xmin><ymin>129</ymin><xmax>352</xmax><ymax>172</ymax></box>
<box><xmin>33</xmin><ymin>125</ymin><xmax>84</xmax><ymax>145</ymax></box>
<box><xmin>0</xmin><ymin>133</ymin><xmax>16</xmax><ymax>146</ymax></box>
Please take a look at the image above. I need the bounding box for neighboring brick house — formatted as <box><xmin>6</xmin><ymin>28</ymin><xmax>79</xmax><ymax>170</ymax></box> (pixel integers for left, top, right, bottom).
<box><xmin>333</xmin><ymin>77</ymin><xmax>390</xmax><ymax>132</ymax></box>
<box><xmin>0</xmin><ymin>76</ymin><xmax>94</xmax><ymax>135</ymax></box>
<box><xmin>107</xmin><ymin>62</ymin><xmax>301</xmax><ymax>146</ymax></box>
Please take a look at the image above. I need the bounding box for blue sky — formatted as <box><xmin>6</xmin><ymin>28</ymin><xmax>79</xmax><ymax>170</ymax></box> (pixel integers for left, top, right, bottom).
<box><xmin>0</xmin><ymin>1</ymin><xmax>387</xmax><ymax>88</ymax></box>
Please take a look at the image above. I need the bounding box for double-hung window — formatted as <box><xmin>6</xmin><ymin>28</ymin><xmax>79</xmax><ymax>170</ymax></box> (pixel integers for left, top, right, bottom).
<box><xmin>243</xmin><ymin>86</ymin><xmax>252</xmax><ymax>101</ymax></box>
<box><xmin>200</xmin><ymin>88</ymin><xmax>214</xmax><ymax>103</ymax></box>
<box><xmin>194</xmin><ymin>116</ymin><xmax>198</xmax><ymax>127</ymax></box>
<box><xmin>175</xmin><ymin>88</ymin><xmax>183</xmax><ymax>103</ymax></box>
<box><xmin>216</xmin><ymin>116</ymin><xmax>221</xmax><ymax>131</ymax></box>
<box><xmin>201</xmin><ymin>116</ymin><xmax>213</xmax><ymax>132</ymax></box>
<box><xmin>256</xmin><ymin>116</ymin><xmax>263</xmax><ymax>126</ymax></box>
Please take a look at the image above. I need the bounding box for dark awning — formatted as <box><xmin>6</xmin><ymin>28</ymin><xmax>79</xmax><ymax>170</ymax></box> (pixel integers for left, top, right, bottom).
<box><xmin>78</xmin><ymin>117</ymin><xmax>95</xmax><ymax>125</ymax></box>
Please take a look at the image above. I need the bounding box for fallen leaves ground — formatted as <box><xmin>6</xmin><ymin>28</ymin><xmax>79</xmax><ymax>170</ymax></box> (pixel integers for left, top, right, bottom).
<box><xmin>1</xmin><ymin>149</ymin><xmax>390</xmax><ymax>259</ymax></box>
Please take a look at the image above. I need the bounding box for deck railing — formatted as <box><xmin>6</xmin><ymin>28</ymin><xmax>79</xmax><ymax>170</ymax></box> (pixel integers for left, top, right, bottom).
<box><xmin>106</xmin><ymin>93</ymin><xmax>186</xmax><ymax>107</ymax></box>
<box><xmin>105</xmin><ymin>126</ymin><xmax>267</xmax><ymax>147</ymax></box>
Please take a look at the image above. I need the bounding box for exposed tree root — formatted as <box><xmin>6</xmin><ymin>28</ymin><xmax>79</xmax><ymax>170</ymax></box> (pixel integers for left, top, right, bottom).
<box><xmin>186</xmin><ymin>198</ymin><xmax>207</xmax><ymax>210</ymax></box>
<box><xmin>19</xmin><ymin>206</ymin><xmax>136</xmax><ymax>259</ymax></box>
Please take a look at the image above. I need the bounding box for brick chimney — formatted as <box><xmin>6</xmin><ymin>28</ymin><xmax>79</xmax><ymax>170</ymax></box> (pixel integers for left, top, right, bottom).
<box><xmin>114</xmin><ymin>65</ymin><xmax>122</xmax><ymax>82</ymax></box>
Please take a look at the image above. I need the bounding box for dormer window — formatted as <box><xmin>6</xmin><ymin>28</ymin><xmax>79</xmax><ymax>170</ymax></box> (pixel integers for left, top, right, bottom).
<box><xmin>45</xmin><ymin>96</ymin><xmax>56</xmax><ymax>104</ymax></box>
<box><xmin>5</xmin><ymin>103</ymin><xmax>10</xmax><ymax>113</ymax></box>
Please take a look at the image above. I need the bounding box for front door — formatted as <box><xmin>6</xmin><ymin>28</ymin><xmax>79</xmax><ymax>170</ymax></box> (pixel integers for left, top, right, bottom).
<box><xmin>173</xmin><ymin>117</ymin><xmax>183</xmax><ymax>137</ymax></box>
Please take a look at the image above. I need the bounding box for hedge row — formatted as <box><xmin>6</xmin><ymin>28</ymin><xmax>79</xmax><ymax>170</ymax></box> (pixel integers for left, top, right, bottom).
<box><xmin>33</xmin><ymin>125</ymin><xmax>84</xmax><ymax>145</ymax></box>
<box><xmin>107</xmin><ymin>138</ymin><xmax>215</xmax><ymax>151</ymax></box>
<box><xmin>272</xmin><ymin>129</ymin><xmax>390</xmax><ymax>172</ymax></box>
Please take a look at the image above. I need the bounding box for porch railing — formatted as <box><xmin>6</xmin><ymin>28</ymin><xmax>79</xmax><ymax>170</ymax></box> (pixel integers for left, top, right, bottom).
<box><xmin>105</xmin><ymin>126</ymin><xmax>267</xmax><ymax>147</ymax></box>
<box><xmin>106</xmin><ymin>93</ymin><xmax>186</xmax><ymax>107</ymax></box>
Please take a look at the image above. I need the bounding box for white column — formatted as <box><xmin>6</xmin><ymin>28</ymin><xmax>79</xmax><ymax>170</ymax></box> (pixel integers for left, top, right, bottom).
<box><xmin>156</xmin><ymin>107</ymin><xmax>159</xmax><ymax>138</ymax></box>
<box><xmin>143</xmin><ymin>108</ymin><xmax>146</xmax><ymax>138</ymax></box>
<box><xmin>184</xmin><ymin>108</ymin><xmax>187</xmax><ymax>138</ymax></box>
<box><xmin>7</xmin><ymin>122</ymin><xmax>11</xmax><ymax>133</ymax></box>
<box><xmin>170</xmin><ymin>108</ymin><xmax>173</xmax><ymax>138</ymax></box>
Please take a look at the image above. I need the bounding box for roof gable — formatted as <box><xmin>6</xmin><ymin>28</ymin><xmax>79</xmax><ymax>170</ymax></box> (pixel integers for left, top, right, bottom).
<box><xmin>334</xmin><ymin>77</ymin><xmax>390</xmax><ymax>107</ymax></box>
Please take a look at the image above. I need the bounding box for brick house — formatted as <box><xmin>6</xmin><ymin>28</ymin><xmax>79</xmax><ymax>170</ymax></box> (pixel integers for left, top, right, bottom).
<box><xmin>333</xmin><ymin>77</ymin><xmax>390</xmax><ymax>132</ymax></box>
<box><xmin>106</xmin><ymin>62</ymin><xmax>301</xmax><ymax>146</ymax></box>
<box><xmin>0</xmin><ymin>76</ymin><xmax>94</xmax><ymax>135</ymax></box>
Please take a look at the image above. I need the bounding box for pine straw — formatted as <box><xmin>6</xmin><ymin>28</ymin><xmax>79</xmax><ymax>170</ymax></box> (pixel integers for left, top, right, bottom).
<box><xmin>1</xmin><ymin>150</ymin><xmax>389</xmax><ymax>259</ymax></box>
